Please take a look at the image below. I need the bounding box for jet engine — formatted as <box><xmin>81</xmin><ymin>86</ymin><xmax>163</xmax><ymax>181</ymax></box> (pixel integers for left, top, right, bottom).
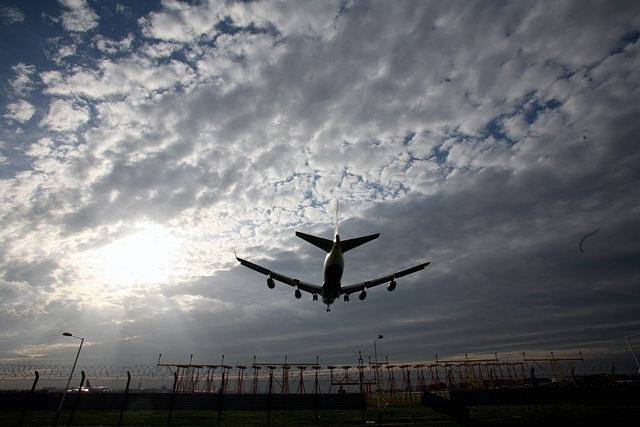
<box><xmin>387</xmin><ymin>280</ymin><xmax>397</xmax><ymax>292</ymax></box>
<box><xmin>295</xmin><ymin>289</ymin><xmax>302</xmax><ymax>299</ymax></box>
<box><xmin>359</xmin><ymin>290</ymin><xmax>367</xmax><ymax>300</ymax></box>
<box><xmin>267</xmin><ymin>278</ymin><xmax>275</xmax><ymax>289</ymax></box>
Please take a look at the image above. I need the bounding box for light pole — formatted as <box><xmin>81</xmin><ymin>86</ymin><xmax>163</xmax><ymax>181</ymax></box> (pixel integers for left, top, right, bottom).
<box><xmin>625</xmin><ymin>333</ymin><xmax>640</xmax><ymax>375</ymax></box>
<box><xmin>374</xmin><ymin>334</ymin><xmax>383</xmax><ymax>426</ymax></box>
<box><xmin>53</xmin><ymin>332</ymin><xmax>84</xmax><ymax>427</ymax></box>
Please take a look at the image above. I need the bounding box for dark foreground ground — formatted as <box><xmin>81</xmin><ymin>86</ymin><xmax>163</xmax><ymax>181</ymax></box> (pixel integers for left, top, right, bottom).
<box><xmin>2</xmin><ymin>404</ymin><xmax>640</xmax><ymax>427</ymax></box>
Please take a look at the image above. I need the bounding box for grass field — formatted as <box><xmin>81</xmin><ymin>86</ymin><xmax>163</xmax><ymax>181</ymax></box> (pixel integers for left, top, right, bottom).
<box><xmin>2</xmin><ymin>403</ymin><xmax>640</xmax><ymax>426</ymax></box>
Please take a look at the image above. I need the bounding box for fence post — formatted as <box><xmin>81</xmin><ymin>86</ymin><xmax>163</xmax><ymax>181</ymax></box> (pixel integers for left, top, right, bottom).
<box><xmin>118</xmin><ymin>372</ymin><xmax>132</xmax><ymax>427</ymax></box>
<box><xmin>217</xmin><ymin>371</ymin><xmax>225</xmax><ymax>425</ymax></box>
<box><xmin>407</xmin><ymin>371</ymin><xmax>414</xmax><ymax>423</ymax></box>
<box><xmin>267</xmin><ymin>370</ymin><xmax>273</xmax><ymax>427</ymax></box>
<box><xmin>525</xmin><ymin>367</ymin><xmax>545</xmax><ymax>418</ymax></box>
<box><xmin>360</xmin><ymin>366</ymin><xmax>365</xmax><ymax>424</ymax></box>
<box><xmin>68</xmin><ymin>371</ymin><xmax>86</xmax><ymax>426</ymax></box>
<box><xmin>167</xmin><ymin>372</ymin><xmax>178</xmax><ymax>426</ymax></box>
<box><xmin>314</xmin><ymin>367</ymin><xmax>319</xmax><ymax>423</ymax></box>
<box><xmin>18</xmin><ymin>370</ymin><xmax>39</xmax><ymax>426</ymax></box>
<box><xmin>489</xmin><ymin>369</ymin><xmax>501</xmax><ymax>419</ymax></box>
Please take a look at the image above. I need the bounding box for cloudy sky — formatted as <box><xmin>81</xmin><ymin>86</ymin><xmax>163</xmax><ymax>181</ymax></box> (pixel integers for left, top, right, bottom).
<box><xmin>1</xmin><ymin>0</ymin><xmax>639</xmax><ymax>372</ymax></box>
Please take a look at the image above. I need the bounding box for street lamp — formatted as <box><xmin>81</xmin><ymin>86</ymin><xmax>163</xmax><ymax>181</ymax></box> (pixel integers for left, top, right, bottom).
<box><xmin>53</xmin><ymin>332</ymin><xmax>84</xmax><ymax>427</ymax></box>
<box><xmin>374</xmin><ymin>335</ymin><xmax>383</xmax><ymax>426</ymax></box>
<box><xmin>625</xmin><ymin>333</ymin><xmax>640</xmax><ymax>375</ymax></box>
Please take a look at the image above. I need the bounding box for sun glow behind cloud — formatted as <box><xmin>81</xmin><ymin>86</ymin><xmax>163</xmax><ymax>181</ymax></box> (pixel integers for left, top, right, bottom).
<box><xmin>86</xmin><ymin>223</ymin><xmax>181</xmax><ymax>289</ymax></box>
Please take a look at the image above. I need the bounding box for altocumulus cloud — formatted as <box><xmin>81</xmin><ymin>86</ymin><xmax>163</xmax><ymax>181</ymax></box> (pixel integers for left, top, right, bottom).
<box><xmin>4</xmin><ymin>100</ymin><xmax>35</xmax><ymax>123</ymax></box>
<box><xmin>39</xmin><ymin>99</ymin><xmax>90</xmax><ymax>132</ymax></box>
<box><xmin>58</xmin><ymin>0</ymin><xmax>99</xmax><ymax>33</ymax></box>
<box><xmin>0</xmin><ymin>1</ymin><xmax>638</xmax><ymax>370</ymax></box>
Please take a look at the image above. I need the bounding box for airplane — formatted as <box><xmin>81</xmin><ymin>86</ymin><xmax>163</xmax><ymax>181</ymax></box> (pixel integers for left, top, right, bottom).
<box><xmin>236</xmin><ymin>204</ymin><xmax>430</xmax><ymax>312</ymax></box>
<box><xmin>79</xmin><ymin>380</ymin><xmax>117</xmax><ymax>393</ymax></box>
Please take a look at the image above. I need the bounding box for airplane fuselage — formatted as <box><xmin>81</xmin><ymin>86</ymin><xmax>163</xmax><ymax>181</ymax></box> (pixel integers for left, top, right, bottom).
<box><xmin>321</xmin><ymin>235</ymin><xmax>343</xmax><ymax>306</ymax></box>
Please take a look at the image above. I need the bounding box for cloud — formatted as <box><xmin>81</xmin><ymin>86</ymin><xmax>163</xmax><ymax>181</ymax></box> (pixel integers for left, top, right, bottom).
<box><xmin>40</xmin><ymin>55</ymin><xmax>195</xmax><ymax>100</ymax></box>
<box><xmin>93</xmin><ymin>34</ymin><xmax>134</xmax><ymax>55</ymax></box>
<box><xmin>9</xmin><ymin>64</ymin><xmax>37</xmax><ymax>95</ymax></box>
<box><xmin>171</xmin><ymin>294</ymin><xmax>235</xmax><ymax>313</ymax></box>
<box><xmin>138</xmin><ymin>0</ymin><xmax>225</xmax><ymax>42</ymax></box>
<box><xmin>0</xmin><ymin>280</ymin><xmax>41</xmax><ymax>317</ymax></box>
<box><xmin>0</xmin><ymin>1</ymin><xmax>639</xmax><ymax>369</ymax></box>
<box><xmin>1</xmin><ymin>7</ymin><xmax>24</xmax><ymax>25</ymax></box>
<box><xmin>4</xmin><ymin>100</ymin><xmax>36</xmax><ymax>123</ymax></box>
<box><xmin>39</xmin><ymin>99</ymin><xmax>90</xmax><ymax>132</ymax></box>
<box><xmin>58</xmin><ymin>0</ymin><xmax>99</xmax><ymax>32</ymax></box>
<box><xmin>25</xmin><ymin>138</ymin><xmax>55</xmax><ymax>159</ymax></box>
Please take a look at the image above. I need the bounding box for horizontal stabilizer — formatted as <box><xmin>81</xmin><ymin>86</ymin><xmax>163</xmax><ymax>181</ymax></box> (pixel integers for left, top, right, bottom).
<box><xmin>340</xmin><ymin>233</ymin><xmax>380</xmax><ymax>253</ymax></box>
<box><xmin>296</xmin><ymin>231</ymin><xmax>334</xmax><ymax>253</ymax></box>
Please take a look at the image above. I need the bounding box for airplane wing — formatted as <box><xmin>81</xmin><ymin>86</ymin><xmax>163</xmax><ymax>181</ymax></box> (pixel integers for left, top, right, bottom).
<box><xmin>340</xmin><ymin>262</ymin><xmax>430</xmax><ymax>296</ymax></box>
<box><xmin>235</xmin><ymin>255</ymin><xmax>322</xmax><ymax>294</ymax></box>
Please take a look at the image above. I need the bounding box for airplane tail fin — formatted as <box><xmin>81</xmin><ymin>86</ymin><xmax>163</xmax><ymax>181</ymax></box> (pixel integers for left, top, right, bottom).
<box><xmin>295</xmin><ymin>200</ymin><xmax>341</xmax><ymax>253</ymax></box>
<box><xmin>296</xmin><ymin>201</ymin><xmax>380</xmax><ymax>253</ymax></box>
<box><xmin>334</xmin><ymin>200</ymin><xmax>339</xmax><ymax>239</ymax></box>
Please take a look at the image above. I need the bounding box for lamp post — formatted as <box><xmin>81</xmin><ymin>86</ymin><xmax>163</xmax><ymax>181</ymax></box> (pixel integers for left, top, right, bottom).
<box><xmin>626</xmin><ymin>333</ymin><xmax>640</xmax><ymax>375</ymax></box>
<box><xmin>374</xmin><ymin>334</ymin><xmax>383</xmax><ymax>426</ymax></box>
<box><xmin>53</xmin><ymin>332</ymin><xmax>84</xmax><ymax>427</ymax></box>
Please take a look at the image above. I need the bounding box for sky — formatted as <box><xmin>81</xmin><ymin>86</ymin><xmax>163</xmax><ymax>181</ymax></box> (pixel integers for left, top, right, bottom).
<box><xmin>1</xmin><ymin>0</ymin><xmax>639</xmax><ymax>373</ymax></box>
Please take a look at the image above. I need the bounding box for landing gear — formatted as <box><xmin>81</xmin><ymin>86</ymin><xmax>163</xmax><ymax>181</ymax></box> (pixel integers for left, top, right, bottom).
<box><xmin>326</xmin><ymin>305</ymin><xmax>330</xmax><ymax>312</ymax></box>
<box><xmin>344</xmin><ymin>294</ymin><xmax>349</xmax><ymax>302</ymax></box>
<box><xmin>313</xmin><ymin>294</ymin><xmax>318</xmax><ymax>301</ymax></box>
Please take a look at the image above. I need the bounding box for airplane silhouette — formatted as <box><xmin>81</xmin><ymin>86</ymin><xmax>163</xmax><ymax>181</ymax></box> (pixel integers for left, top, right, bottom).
<box><xmin>236</xmin><ymin>203</ymin><xmax>430</xmax><ymax>311</ymax></box>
